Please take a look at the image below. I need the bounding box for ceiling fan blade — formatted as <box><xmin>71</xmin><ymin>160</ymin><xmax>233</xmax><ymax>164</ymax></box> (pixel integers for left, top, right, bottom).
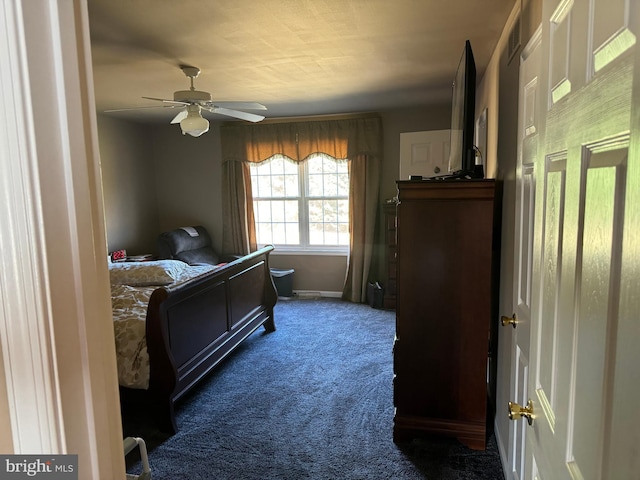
<box><xmin>104</xmin><ymin>105</ymin><xmax>180</xmax><ymax>112</ymax></box>
<box><xmin>142</xmin><ymin>96</ymin><xmax>189</xmax><ymax>106</ymax></box>
<box><xmin>207</xmin><ymin>107</ymin><xmax>265</xmax><ymax>123</ymax></box>
<box><xmin>170</xmin><ymin>109</ymin><xmax>188</xmax><ymax>124</ymax></box>
<box><xmin>206</xmin><ymin>102</ymin><xmax>267</xmax><ymax>111</ymax></box>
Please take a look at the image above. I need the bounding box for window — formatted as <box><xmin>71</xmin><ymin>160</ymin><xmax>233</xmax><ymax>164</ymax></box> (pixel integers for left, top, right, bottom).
<box><xmin>250</xmin><ymin>153</ymin><xmax>349</xmax><ymax>252</ymax></box>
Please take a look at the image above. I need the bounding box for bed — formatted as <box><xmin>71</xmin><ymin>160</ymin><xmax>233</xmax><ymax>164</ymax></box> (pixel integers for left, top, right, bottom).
<box><xmin>112</xmin><ymin>227</ymin><xmax>277</xmax><ymax>434</ymax></box>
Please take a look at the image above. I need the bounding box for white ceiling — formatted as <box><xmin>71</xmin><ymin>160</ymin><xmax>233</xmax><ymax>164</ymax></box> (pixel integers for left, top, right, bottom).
<box><xmin>88</xmin><ymin>0</ymin><xmax>515</xmax><ymax>124</ymax></box>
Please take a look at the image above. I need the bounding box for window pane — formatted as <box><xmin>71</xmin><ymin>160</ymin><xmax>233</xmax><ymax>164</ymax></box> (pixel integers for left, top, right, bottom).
<box><xmin>251</xmin><ymin>156</ymin><xmax>299</xmax><ymax>200</ymax></box>
<box><xmin>338</xmin><ymin>226</ymin><xmax>349</xmax><ymax>245</ymax></box>
<box><xmin>284</xmin><ymin>174</ymin><xmax>299</xmax><ymax>197</ymax></box>
<box><xmin>271</xmin><ymin>175</ymin><xmax>285</xmax><ymax>196</ymax></box>
<box><xmin>251</xmin><ymin>153</ymin><xmax>349</xmax><ymax>249</ymax></box>
<box><xmin>337</xmin><ymin>172</ymin><xmax>349</xmax><ymax>196</ymax></box>
<box><xmin>255</xmin><ymin>200</ymin><xmax>271</xmax><ymax>222</ymax></box>
<box><xmin>270</xmin><ymin>156</ymin><xmax>285</xmax><ymax>174</ymax></box>
<box><xmin>324</xmin><ymin>229</ymin><xmax>338</xmax><ymax>245</ymax></box>
<box><xmin>284</xmin><ymin>200</ymin><xmax>299</xmax><ymax>222</ymax></box>
<box><xmin>323</xmin><ymin>156</ymin><xmax>337</xmax><ymax>172</ymax></box>
<box><xmin>303</xmin><ymin>155</ymin><xmax>350</xmax><ymax>247</ymax></box>
<box><xmin>337</xmin><ymin>199</ymin><xmax>349</xmax><ymax>222</ymax></box>
<box><xmin>257</xmin><ymin>222</ymin><xmax>272</xmax><ymax>244</ymax></box>
<box><xmin>271</xmin><ymin>200</ymin><xmax>286</xmax><ymax>222</ymax></box>
<box><xmin>309</xmin><ymin>222</ymin><xmax>324</xmax><ymax>244</ymax></box>
<box><xmin>272</xmin><ymin>222</ymin><xmax>286</xmax><ymax>244</ymax></box>
<box><xmin>308</xmin><ymin>173</ymin><xmax>323</xmax><ymax>196</ymax></box>
<box><xmin>255</xmin><ymin>199</ymin><xmax>300</xmax><ymax>245</ymax></box>
<box><xmin>252</xmin><ymin>162</ymin><xmax>271</xmax><ymax>175</ymax></box>
<box><xmin>252</xmin><ymin>156</ymin><xmax>301</xmax><ymax>246</ymax></box>
<box><xmin>307</xmin><ymin>156</ymin><xmax>324</xmax><ymax>174</ymax></box>
<box><xmin>307</xmin><ymin>199</ymin><xmax>349</xmax><ymax>246</ymax></box>
<box><xmin>285</xmin><ymin>222</ymin><xmax>299</xmax><ymax>244</ymax></box>
<box><xmin>308</xmin><ymin>200</ymin><xmax>323</xmax><ymax>222</ymax></box>
<box><xmin>269</xmin><ymin>220</ymin><xmax>298</xmax><ymax>245</ymax></box>
<box><xmin>323</xmin><ymin>200</ymin><xmax>337</xmax><ymax>223</ymax></box>
<box><xmin>324</xmin><ymin>174</ymin><xmax>338</xmax><ymax>196</ymax></box>
<box><xmin>256</xmin><ymin>175</ymin><xmax>272</xmax><ymax>197</ymax></box>
<box><xmin>283</xmin><ymin>158</ymin><xmax>298</xmax><ymax>175</ymax></box>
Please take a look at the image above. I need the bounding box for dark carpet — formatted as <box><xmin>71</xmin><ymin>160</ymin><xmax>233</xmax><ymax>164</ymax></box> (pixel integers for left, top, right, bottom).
<box><xmin>123</xmin><ymin>297</ymin><xmax>505</xmax><ymax>480</ymax></box>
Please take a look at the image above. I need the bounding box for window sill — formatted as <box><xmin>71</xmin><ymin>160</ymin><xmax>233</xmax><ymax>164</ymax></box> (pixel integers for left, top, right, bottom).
<box><xmin>263</xmin><ymin>246</ymin><xmax>349</xmax><ymax>257</ymax></box>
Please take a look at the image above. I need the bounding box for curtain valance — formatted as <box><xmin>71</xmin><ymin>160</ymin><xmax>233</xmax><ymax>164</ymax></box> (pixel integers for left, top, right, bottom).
<box><xmin>221</xmin><ymin>116</ymin><xmax>382</xmax><ymax>163</ymax></box>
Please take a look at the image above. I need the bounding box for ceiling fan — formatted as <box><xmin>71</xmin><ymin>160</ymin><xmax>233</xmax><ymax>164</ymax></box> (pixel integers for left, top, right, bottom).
<box><xmin>105</xmin><ymin>65</ymin><xmax>266</xmax><ymax>137</ymax></box>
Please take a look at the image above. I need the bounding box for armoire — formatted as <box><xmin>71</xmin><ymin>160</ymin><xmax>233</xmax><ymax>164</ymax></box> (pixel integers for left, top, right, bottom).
<box><xmin>392</xmin><ymin>179</ymin><xmax>501</xmax><ymax>450</ymax></box>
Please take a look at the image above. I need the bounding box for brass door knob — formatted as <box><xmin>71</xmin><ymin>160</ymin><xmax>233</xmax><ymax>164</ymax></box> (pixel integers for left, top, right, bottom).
<box><xmin>501</xmin><ymin>313</ymin><xmax>518</xmax><ymax>328</ymax></box>
<box><xmin>508</xmin><ymin>400</ymin><xmax>534</xmax><ymax>425</ymax></box>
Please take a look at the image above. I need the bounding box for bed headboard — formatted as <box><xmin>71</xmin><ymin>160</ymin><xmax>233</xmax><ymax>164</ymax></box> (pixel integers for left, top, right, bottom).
<box><xmin>156</xmin><ymin>226</ymin><xmax>220</xmax><ymax>265</ymax></box>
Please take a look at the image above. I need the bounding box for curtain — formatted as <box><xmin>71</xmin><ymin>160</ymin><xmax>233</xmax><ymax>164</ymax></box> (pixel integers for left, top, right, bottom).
<box><xmin>221</xmin><ymin>160</ymin><xmax>256</xmax><ymax>255</ymax></box>
<box><xmin>220</xmin><ymin>116</ymin><xmax>382</xmax><ymax>302</ymax></box>
<box><xmin>341</xmin><ymin>153</ymin><xmax>380</xmax><ymax>302</ymax></box>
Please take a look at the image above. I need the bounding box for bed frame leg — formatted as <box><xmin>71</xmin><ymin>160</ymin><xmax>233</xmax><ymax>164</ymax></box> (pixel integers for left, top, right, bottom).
<box><xmin>263</xmin><ymin>314</ymin><xmax>276</xmax><ymax>332</ymax></box>
<box><xmin>154</xmin><ymin>397</ymin><xmax>177</xmax><ymax>435</ymax></box>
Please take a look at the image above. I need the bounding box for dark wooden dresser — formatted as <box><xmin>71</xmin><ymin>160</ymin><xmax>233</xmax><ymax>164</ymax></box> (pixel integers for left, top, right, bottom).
<box><xmin>393</xmin><ymin>179</ymin><xmax>500</xmax><ymax>450</ymax></box>
<box><xmin>383</xmin><ymin>203</ymin><xmax>398</xmax><ymax>309</ymax></box>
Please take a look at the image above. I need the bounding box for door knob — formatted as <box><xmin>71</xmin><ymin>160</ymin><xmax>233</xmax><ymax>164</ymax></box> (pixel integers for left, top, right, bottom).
<box><xmin>508</xmin><ymin>399</ymin><xmax>534</xmax><ymax>425</ymax></box>
<box><xmin>501</xmin><ymin>313</ymin><xmax>518</xmax><ymax>328</ymax></box>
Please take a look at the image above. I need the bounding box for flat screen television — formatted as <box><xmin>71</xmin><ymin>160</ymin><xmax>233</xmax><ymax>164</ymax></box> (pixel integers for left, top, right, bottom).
<box><xmin>447</xmin><ymin>40</ymin><xmax>479</xmax><ymax>178</ymax></box>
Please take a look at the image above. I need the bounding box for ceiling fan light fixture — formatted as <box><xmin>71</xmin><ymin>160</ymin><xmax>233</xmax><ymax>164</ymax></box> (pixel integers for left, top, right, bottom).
<box><xmin>180</xmin><ymin>105</ymin><xmax>209</xmax><ymax>137</ymax></box>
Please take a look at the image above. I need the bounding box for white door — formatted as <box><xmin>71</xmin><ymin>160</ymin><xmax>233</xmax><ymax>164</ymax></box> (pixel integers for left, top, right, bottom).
<box><xmin>509</xmin><ymin>0</ymin><xmax>640</xmax><ymax>478</ymax></box>
<box><xmin>399</xmin><ymin>130</ymin><xmax>450</xmax><ymax>179</ymax></box>
<box><xmin>505</xmin><ymin>26</ymin><xmax>542</xmax><ymax>480</ymax></box>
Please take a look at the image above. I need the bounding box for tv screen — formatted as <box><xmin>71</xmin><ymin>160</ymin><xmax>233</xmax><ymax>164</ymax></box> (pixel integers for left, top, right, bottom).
<box><xmin>447</xmin><ymin>40</ymin><xmax>477</xmax><ymax>177</ymax></box>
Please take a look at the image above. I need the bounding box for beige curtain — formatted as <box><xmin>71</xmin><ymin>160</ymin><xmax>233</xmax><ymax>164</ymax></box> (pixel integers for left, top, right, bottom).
<box><xmin>221</xmin><ymin>160</ymin><xmax>256</xmax><ymax>255</ymax></box>
<box><xmin>341</xmin><ymin>153</ymin><xmax>381</xmax><ymax>302</ymax></box>
<box><xmin>220</xmin><ymin>116</ymin><xmax>382</xmax><ymax>302</ymax></box>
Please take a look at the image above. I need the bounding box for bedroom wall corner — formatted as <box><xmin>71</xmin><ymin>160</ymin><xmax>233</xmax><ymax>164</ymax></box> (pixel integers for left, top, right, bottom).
<box><xmin>150</xmin><ymin>122</ymin><xmax>224</xmax><ymax>253</ymax></box>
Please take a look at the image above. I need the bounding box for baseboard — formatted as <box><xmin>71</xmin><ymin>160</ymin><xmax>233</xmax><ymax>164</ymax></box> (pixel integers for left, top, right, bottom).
<box><xmin>288</xmin><ymin>290</ymin><xmax>342</xmax><ymax>299</ymax></box>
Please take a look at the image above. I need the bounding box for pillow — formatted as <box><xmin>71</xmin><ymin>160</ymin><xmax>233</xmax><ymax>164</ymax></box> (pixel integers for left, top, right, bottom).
<box><xmin>174</xmin><ymin>247</ymin><xmax>220</xmax><ymax>266</ymax></box>
<box><xmin>109</xmin><ymin>260</ymin><xmax>188</xmax><ymax>286</ymax></box>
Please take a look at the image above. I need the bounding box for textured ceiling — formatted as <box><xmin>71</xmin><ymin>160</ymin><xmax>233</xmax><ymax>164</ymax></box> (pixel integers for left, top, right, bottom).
<box><xmin>89</xmin><ymin>0</ymin><xmax>515</xmax><ymax>124</ymax></box>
